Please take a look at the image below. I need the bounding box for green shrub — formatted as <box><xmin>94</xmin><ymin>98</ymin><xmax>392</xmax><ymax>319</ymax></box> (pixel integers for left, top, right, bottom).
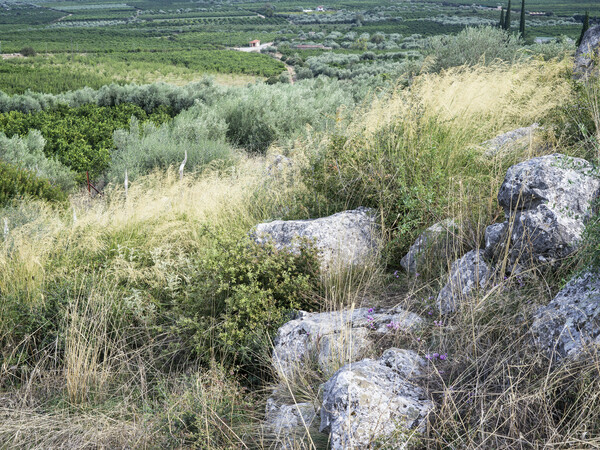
<box><xmin>427</xmin><ymin>26</ymin><xmax>524</xmax><ymax>72</ymax></box>
<box><xmin>175</xmin><ymin>229</ymin><xmax>321</xmax><ymax>375</ymax></box>
<box><xmin>0</xmin><ymin>160</ymin><xmax>67</xmax><ymax>205</ymax></box>
<box><xmin>108</xmin><ymin>106</ymin><xmax>233</xmax><ymax>184</ymax></box>
<box><xmin>0</xmin><ymin>130</ymin><xmax>76</xmax><ymax>192</ymax></box>
<box><xmin>19</xmin><ymin>46</ymin><xmax>36</xmax><ymax>57</ymax></box>
<box><xmin>0</xmin><ymin>103</ymin><xmax>172</xmax><ymax>179</ymax></box>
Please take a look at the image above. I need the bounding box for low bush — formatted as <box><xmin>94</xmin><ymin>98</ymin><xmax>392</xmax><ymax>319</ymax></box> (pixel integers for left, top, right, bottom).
<box><xmin>427</xmin><ymin>26</ymin><xmax>524</xmax><ymax>72</ymax></box>
<box><xmin>0</xmin><ymin>130</ymin><xmax>76</xmax><ymax>191</ymax></box>
<box><xmin>108</xmin><ymin>105</ymin><xmax>232</xmax><ymax>184</ymax></box>
<box><xmin>0</xmin><ymin>160</ymin><xmax>66</xmax><ymax>205</ymax></box>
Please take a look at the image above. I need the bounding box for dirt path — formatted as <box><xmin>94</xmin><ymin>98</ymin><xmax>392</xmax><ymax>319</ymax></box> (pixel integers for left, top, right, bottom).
<box><xmin>275</xmin><ymin>52</ymin><xmax>295</xmax><ymax>84</ymax></box>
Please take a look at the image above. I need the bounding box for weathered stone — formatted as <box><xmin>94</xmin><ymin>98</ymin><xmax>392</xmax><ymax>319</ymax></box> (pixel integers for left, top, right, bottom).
<box><xmin>482</xmin><ymin>124</ymin><xmax>539</xmax><ymax>158</ymax></box>
<box><xmin>265</xmin><ymin>397</ymin><xmax>318</xmax><ymax>432</ymax></box>
<box><xmin>264</xmin><ymin>398</ymin><xmax>318</xmax><ymax>450</ymax></box>
<box><xmin>574</xmin><ymin>25</ymin><xmax>600</xmax><ymax>79</ymax></box>
<box><xmin>531</xmin><ymin>270</ymin><xmax>600</xmax><ymax>360</ymax></box>
<box><xmin>497</xmin><ymin>154</ymin><xmax>600</xmax><ymax>271</ymax></box>
<box><xmin>483</xmin><ymin>221</ymin><xmax>508</xmax><ymax>261</ymax></box>
<box><xmin>400</xmin><ymin>219</ymin><xmax>459</xmax><ymax>275</ymax></box>
<box><xmin>319</xmin><ymin>348</ymin><xmax>432</xmax><ymax>449</ymax></box>
<box><xmin>253</xmin><ymin>207</ymin><xmax>379</xmax><ymax>272</ymax></box>
<box><xmin>272</xmin><ymin>307</ymin><xmax>423</xmax><ymax>379</ymax></box>
<box><xmin>266</xmin><ymin>154</ymin><xmax>293</xmax><ymax>176</ymax></box>
<box><xmin>437</xmin><ymin>250</ymin><xmax>490</xmax><ymax>314</ymax></box>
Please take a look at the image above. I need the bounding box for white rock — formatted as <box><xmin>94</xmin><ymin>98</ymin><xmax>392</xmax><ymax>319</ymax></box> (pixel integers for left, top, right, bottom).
<box><xmin>272</xmin><ymin>308</ymin><xmax>423</xmax><ymax>379</ymax></box>
<box><xmin>319</xmin><ymin>348</ymin><xmax>432</xmax><ymax>449</ymax></box>
<box><xmin>253</xmin><ymin>207</ymin><xmax>380</xmax><ymax>272</ymax></box>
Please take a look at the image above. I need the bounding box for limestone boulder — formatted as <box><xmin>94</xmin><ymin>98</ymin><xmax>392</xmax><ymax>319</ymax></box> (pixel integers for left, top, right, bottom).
<box><xmin>253</xmin><ymin>207</ymin><xmax>379</xmax><ymax>272</ymax></box>
<box><xmin>531</xmin><ymin>270</ymin><xmax>600</xmax><ymax>360</ymax></box>
<box><xmin>497</xmin><ymin>154</ymin><xmax>600</xmax><ymax>271</ymax></box>
<box><xmin>483</xmin><ymin>221</ymin><xmax>508</xmax><ymax>261</ymax></box>
<box><xmin>482</xmin><ymin>124</ymin><xmax>539</xmax><ymax>158</ymax></box>
<box><xmin>319</xmin><ymin>348</ymin><xmax>432</xmax><ymax>449</ymax></box>
<box><xmin>272</xmin><ymin>307</ymin><xmax>423</xmax><ymax>379</ymax></box>
<box><xmin>574</xmin><ymin>25</ymin><xmax>600</xmax><ymax>79</ymax></box>
<box><xmin>437</xmin><ymin>250</ymin><xmax>491</xmax><ymax>314</ymax></box>
<box><xmin>400</xmin><ymin>219</ymin><xmax>459</xmax><ymax>275</ymax></box>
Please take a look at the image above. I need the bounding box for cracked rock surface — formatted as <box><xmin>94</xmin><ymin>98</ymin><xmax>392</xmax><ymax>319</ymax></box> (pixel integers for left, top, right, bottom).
<box><xmin>253</xmin><ymin>207</ymin><xmax>379</xmax><ymax>272</ymax></box>
<box><xmin>531</xmin><ymin>270</ymin><xmax>600</xmax><ymax>360</ymax></box>
<box><xmin>319</xmin><ymin>348</ymin><xmax>432</xmax><ymax>449</ymax></box>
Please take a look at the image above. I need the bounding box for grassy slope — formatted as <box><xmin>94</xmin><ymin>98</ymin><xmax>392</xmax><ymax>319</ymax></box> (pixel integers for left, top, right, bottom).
<box><xmin>2</xmin><ymin>58</ymin><xmax>600</xmax><ymax>447</ymax></box>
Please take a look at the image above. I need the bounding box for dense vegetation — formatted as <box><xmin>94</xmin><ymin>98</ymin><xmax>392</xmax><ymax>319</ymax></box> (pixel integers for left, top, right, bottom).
<box><xmin>1</xmin><ymin>0</ymin><xmax>600</xmax><ymax>447</ymax></box>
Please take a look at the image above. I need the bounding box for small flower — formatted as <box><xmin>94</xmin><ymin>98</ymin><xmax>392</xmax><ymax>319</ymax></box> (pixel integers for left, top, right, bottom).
<box><xmin>433</xmin><ymin>353</ymin><xmax>440</xmax><ymax>359</ymax></box>
<box><xmin>425</xmin><ymin>354</ymin><xmax>432</xmax><ymax>360</ymax></box>
<box><xmin>415</xmin><ymin>272</ymin><xmax>420</xmax><ymax>277</ymax></box>
<box><xmin>367</xmin><ymin>315</ymin><xmax>374</xmax><ymax>321</ymax></box>
<box><xmin>368</xmin><ymin>307</ymin><xmax>374</xmax><ymax>313</ymax></box>
<box><xmin>393</xmin><ymin>270</ymin><xmax>399</xmax><ymax>279</ymax></box>
<box><xmin>439</xmin><ymin>353</ymin><xmax>448</xmax><ymax>361</ymax></box>
<box><xmin>428</xmin><ymin>310</ymin><xmax>433</xmax><ymax>315</ymax></box>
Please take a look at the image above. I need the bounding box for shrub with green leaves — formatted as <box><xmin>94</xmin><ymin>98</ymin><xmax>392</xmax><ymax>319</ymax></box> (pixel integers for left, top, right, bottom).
<box><xmin>175</xmin><ymin>229</ymin><xmax>321</xmax><ymax>374</ymax></box>
<box><xmin>427</xmin><ymin>26</ymin><xmax>524</xmax><ymax>72</ymax></box>
<box><xmin>108</xmin><ymin>106</ymin><xmax>232</xmax><ymax>184</ymax></box>
<box><xmin>0</xmin><ymin>130</ymin><xmax>76</xmax><ymax>192</ymax></box>
<box><xmin>0</xmin><ymin>102</ymin><xmax>171</xmax><ymax>179</ymax></box>
<box><xmin>0</xmin><ymin>160</ymin><xmax>67</xmax><ymax>205</ymax></box>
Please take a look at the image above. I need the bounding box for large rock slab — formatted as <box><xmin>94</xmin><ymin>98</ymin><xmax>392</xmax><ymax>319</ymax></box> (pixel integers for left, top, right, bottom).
<box><xmin>253</xmin><ymin>207</ymin><xmax>379</xmax><ymax>272</ymax></box>
<box><xmin>400</xmin><ymin>219</ymin><xmax>459</xmax><ymax>275</ymax></box>
<box><xmin>272</xmin><ymin>307</ymin><xmax>423</xmax><ymax>379</ymax></box>
<box><xmin>497</xmin><ymin>154</ymin><xmax>600</xmax><ymax>271</ymax></box>
<box><xmin>531</xmin><ymin>270</ymin><xmax>600</xmax><ymax>360</ymax></box>
<box><xmin>437</xmin><ymin>250</ymin><xmax>491</xmax><ymax>314</ymax></box>
<box><xmin>319</xmin><ymin>348</ymin><xmax>432</xmax><ymax>449</ymax></box>
<box><xmin>574</xmin><ymin>25</ymin><xmax>600</xmax><ymax>79</ymax></box>
<box><xmin>482</xmin><ymin>124</ymin><xmax>539</xmax><ymax>158</ymax></box>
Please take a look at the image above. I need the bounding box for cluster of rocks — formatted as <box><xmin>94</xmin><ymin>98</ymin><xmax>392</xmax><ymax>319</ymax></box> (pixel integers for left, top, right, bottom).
<box><xmin>252</xmin><ymin>29</ymin><xmax>600</xmax><ymax>446</ymax></box>
<box><xmin>436</xmin><ymin>153</ymin><xmax>600</xmax><ymax>314</ymax></box>
<box><xmin>254</xmin><ymin>150</ymin><xmax>600</xmax><ymax>446</ymax></box>
<box><xmin>265</xmin><ymin>307</ymin><xmax>430</xmax><ymax>448</ymax></box>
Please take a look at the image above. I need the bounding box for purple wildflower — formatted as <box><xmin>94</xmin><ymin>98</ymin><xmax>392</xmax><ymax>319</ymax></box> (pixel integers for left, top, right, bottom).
<box><xmin>368</xmin><ymin>307</ymin><xmax>374</xmax><ymax>313</ymax></box>
<box><xmin>439</xmin><ymin>353</ymin><xmax>448</xmax><ymax>361</ymax></box>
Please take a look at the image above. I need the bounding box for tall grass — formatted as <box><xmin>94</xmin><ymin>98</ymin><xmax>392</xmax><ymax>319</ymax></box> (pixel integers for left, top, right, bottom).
<box><xmin>0</xmin><ymin>59</ymin><xmax>597</xmax><ymax>448</ymax></box>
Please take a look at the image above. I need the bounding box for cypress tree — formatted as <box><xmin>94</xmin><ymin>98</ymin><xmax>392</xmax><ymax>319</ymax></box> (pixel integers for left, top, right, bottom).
<box><xmin>505</xmin><ymin>0</ymin><xmax>512</xmax><ymax>30</ymax></box>
<box><xmin>519</xmin><ymin>0</ymin><xmax>526</xmax><ymax>37</ymax></box>
<box><xmin>500</xmin><ymin>8</ymin><xmax>505</xmax><ymax>29</ymax></box>
<box><xmin>577</xmin><ymin>11</ymin><xmax>590</xmax><ymax>47</ymax></box>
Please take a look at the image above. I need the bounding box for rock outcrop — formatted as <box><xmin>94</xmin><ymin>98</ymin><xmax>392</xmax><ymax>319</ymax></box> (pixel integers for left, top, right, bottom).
<box><xmin>400</xmin><ymin>219</ymin><xmax>459</xmax><ymax>275</ymax></box>
<box><xmin>482</xmin><ymin>124</ymin><xmax>539</xmax><ymax>158</ymax></box>
<box><xmin>319</xmin><ymin>348</ymin><xmax>432</xmax><ymax>449</ymax></box>
<box><xmin>253</xmin><ymin>207</ymin><xmax>379</xmax><ymax>272</ymax></box>
<box><xmin>574</xmin><ymin>25</ymin><xmax>600</xmax><ymax>79</ymax></box>
<box><xmin>531</xmin><ymin>270</ymin><xmax>600</xmax><ymax>360</ymax></box>
<box><xmin>272</xmin><ymin>307</ymin><xmax>423</xmax><ymax>379</ymax></box>
<box><xmin>494</xmin><ymin>154</ymin><xmax>600</xmax><ymax>272</ymax></box>
<box><xmin>437</xmin><ymin>250</ymin><xmax>491</xmax><ymax>314</ymax></box>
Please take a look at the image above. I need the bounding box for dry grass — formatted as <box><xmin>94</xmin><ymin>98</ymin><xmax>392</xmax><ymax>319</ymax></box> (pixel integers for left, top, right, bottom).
<box><xmin>1</xmin><ymin>59</ymin><xmax>597</xmax><ymax>448</ymax></box>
